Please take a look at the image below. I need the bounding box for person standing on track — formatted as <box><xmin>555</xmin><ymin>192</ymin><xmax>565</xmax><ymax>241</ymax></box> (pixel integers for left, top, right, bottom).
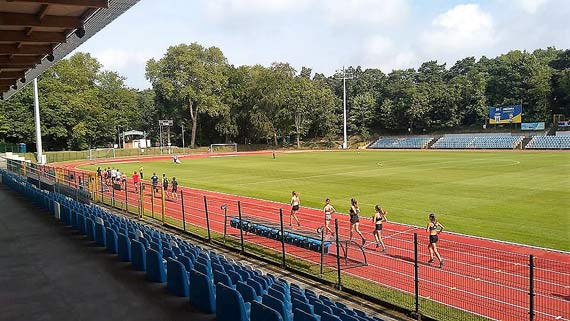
<box><xmin>290</xmin><ymin>191</ymin><xmax>301</xmax><ymax>227</ymax></box>
<box><xmin>427</xmin><ymin>213</ymin><xmax>445</xmax><ymax>268</ymax></box>
<box><xmin>323</xmin><ymin>198</ymin><xmax>336</xmax><ymax>235</ymax></box>
<box><xmin>372</xmin><ymin>204</ymin><xmax>388</xmax><ymax>252</ymax></box>
<box><xmin>151</xmin><ymin>173</ymin><xmax>159</xmax><ymax>194</ymax></box>
<box><xmin>171</xmin><ymin>177</ymin><xmax>178</xmax><ymax>201</ymax></box>
<box><xmin>132</xmin><ymin>171</ymin><xmax>140</xmax><ymax>193</ymax></box>
<box><xmin>162</xmin><ymin>174</ymin><xmax>169</xmax><ymax>199</ymax></box>
<box><xmin>349</xmin><ymin>198</ymin><xmax>366</xmax><ymax>246</ymax></box>
<box><xmin>139</xmin><ymin>166</ymin><xmax>144</xmax><ymax>180</ymax></box>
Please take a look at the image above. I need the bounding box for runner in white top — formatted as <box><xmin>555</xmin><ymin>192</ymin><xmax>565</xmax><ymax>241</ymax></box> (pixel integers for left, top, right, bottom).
<box><xmin>290</xmin><ymin>191</ymin><xmax>301</xmax><ymax>227</ymax></box>
<box><xmin>323</xmin><ymin>198</ymin><xmax>336</xmax><ymax>235</ymax></box>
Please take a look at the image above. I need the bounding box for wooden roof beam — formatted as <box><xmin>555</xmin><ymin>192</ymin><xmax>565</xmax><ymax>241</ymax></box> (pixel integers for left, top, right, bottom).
<box><xmin>0</xmin><ymin>30</ymin><xmax>66</xmax><ymax>43</ymax></box>
<box><xmin>6</xmin><ymin>0</ymin><xmax>109</xmax><ymax>8</ymax></box>
<box><xmin>0</xmin><ymin>44</ymin><xmax>53</xmax><ymax>55</ymax></box>
<box><xmin>0</xmin><ymin>63</ymin><xmax>37</xmax><ymax>69</ymax></box>
<box><xmin>0</xmin><ymin>79</ymin><xmax>18</xmax><ymax>87</ymax></box>
<box><xmin>0</xmin><ymin>56</ymin><xmax>43</xmax><ymax>64</ymax></box>
<box><xmin>0</xmin><ymin>71</ymin><xmax>25</xmax><ymax>79</ymax></box>
<box><xmin>0</xmin><ymin>12</ymin><xmax>82</xmax><ymax>29</ymax></box>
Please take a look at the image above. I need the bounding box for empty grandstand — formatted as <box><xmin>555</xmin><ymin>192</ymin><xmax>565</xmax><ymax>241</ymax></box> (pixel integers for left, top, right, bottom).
<box><xmin>526</xmin><ymin>132</ymin><xmax>570</xmax><ymax>149</ymax></box>
<box><xmin>368</xmin><ymin>136</ymin><xmax>433</xmax><ymax>149</ymax></box>
<box><xmin>431</xmin><ymin>134</ymin><xmax>524</xmax><ymax>149</ymax></box>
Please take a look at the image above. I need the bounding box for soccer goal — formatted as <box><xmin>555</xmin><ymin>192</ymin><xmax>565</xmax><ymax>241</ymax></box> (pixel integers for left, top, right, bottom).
<box><xmin>87</xmin><ymin>147</ymin><xmax>116</xmax><ymax>160</ymax></box>
<box><xmin>209</xmin><ymin>143</ymin><xmax>238</xmax><ymax>153</ymax></box>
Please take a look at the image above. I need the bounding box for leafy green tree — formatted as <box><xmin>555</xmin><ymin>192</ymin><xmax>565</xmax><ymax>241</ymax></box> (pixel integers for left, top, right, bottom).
<box><xmin>146</xmin><ymin>43</ymin><xmax>230</xmax><ymax>148</ymax></box>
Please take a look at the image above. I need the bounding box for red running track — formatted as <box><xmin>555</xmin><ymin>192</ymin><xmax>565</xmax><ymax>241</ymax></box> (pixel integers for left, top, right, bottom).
<box><xmin>59</xmin><ymin>152</ymin><xmax>570</xmax><ymax>321</ymax></box>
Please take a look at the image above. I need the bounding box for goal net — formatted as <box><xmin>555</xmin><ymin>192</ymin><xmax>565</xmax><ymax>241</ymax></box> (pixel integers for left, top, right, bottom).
<box><xmin>87</xmin><ymin>147</ymin><xmax>116</xmax><ymax>160</ymax></box>
<box><xmin>209</xmin><ymin>143</ymin><xmax>238</xmax><ymax>153</ymax></box>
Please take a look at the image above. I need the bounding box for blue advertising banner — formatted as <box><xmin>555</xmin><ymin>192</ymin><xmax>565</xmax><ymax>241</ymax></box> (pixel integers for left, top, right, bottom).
<box><xmin>521</xmin><ymin>122</ymin><xmax>545</xmax><ymax>130</ymax></box>
<box><xmin>489</xmin><ymin>105</ymin><xmax>522</xmax><ymax>124</ymax></box>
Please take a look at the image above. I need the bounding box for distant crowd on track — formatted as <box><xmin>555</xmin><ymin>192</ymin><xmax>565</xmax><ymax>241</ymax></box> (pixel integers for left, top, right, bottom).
<box><xmin>95</xmin><ymin>164</ymin><xmax>445</xmax><ymax>268</ymax></box>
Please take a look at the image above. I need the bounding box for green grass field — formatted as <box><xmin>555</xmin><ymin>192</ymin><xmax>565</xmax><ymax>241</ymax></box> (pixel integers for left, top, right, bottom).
<box><xmin>82</xmin><ymin>150</ymin><xmax>570</xmax><ymax>250</ymax></box>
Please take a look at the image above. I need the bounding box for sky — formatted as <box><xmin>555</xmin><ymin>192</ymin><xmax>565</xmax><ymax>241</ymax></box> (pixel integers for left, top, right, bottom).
<box><xmin>74</xmin><ymin>0</ymin><xmax>570</xmax><ymax>90</ymax></box>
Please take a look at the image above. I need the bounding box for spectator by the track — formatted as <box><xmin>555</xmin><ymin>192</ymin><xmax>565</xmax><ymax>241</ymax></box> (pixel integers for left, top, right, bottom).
<box><xmin>139</xmin><ymin>166</ymin><xmax>144</xmax><ymax>180</ymax></box>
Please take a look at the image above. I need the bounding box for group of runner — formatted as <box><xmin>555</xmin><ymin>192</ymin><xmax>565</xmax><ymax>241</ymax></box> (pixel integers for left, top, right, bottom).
<box><xmin>149</xmin><ymin>171</ymin><xmax>179</xmax><ymax>201</ymax></box>
<box><xmin>290</xmin><ymin>191</ymin><xmax>445</xmax><ymax>267</ymax></box>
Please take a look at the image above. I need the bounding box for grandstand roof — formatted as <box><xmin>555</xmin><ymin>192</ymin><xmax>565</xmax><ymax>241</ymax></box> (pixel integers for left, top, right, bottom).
<box><xmin>0</xmin><ymin>0</ymin><xmax>139</xmax><ymax>100</ymax></box>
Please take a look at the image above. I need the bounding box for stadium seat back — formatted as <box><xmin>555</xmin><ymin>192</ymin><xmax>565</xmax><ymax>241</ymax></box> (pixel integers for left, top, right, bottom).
<box><xmin>251</xmin><ymin>300</ymin><xmax>284</xmax><ymax>321</ymax></box>
<box><xmin>189</xmin><ymin>269</ymin><xmax>216</xmax><ymax>314</ymax></box>
<box><xmin>167</xmin><ymin>258</ymin><xmax>189</xmax><ymax>297</ymax></box>
<box><xmin>216</xmin><ymin>282</ymin><xmax>249</xmax><ymax>321</ymax></box>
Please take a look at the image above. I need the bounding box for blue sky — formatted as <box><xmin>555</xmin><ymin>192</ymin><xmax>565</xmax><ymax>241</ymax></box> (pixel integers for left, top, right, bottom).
<box><xmin>75</xmin><ymin>0</ymin><xmax>570</xmax><ymax>89</ymax></box>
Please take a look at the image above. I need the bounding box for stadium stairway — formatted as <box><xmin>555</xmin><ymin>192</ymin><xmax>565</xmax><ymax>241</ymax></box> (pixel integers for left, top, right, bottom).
<box><xmin>0</xmin><ymin>170</ymin><xmax>405</xmax><ymax>321</ymax></box>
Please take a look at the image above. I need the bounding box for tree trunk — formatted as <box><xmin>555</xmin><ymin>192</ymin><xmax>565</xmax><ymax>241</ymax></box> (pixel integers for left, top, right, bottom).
<box><xmin>273</xmin><ymin>133</ymin><xmax>278</xmax><ymax>146</ymax></box>
<box><xmin>296</xmin><ymin>131</ymin><xmax>300</xmax><ymax>148</ymax></box>
<box><xmin>189</xmin><ymin>100</ymin><xmax>198</xmax><ymax>148</ymax></box>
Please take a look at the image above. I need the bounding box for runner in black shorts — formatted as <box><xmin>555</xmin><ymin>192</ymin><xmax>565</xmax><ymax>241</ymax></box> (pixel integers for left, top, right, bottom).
<box><xmin>290</xmin><ymin>191</ymin><xmax>301</xmax><ymax>227</ymax></box>
<box><xmin>349</xmin><ymin>198</ymin><xmax>366</xmax><ymax>246</ymax></box>
<box><xmin>171</xmin><ymin>177</ymin><xmax>178</xmax><ymax>201</ymax></box>
<box><xmin>151</xmin><ymin>173</ymin><xmax>159</xmax><ymax>193</ymax></box>
<box><xmin>372</xmin><ymin>204</ymin><xmax>387</xmax><ymax>251</ymax></box>
<box><xmin>427</xmin><ymin>213</ymin><xmax>445</xmax><ymax>267</ymax></box>
<box><xmin>162</xmin><ymin>174</ymin><xmax>169</xmax><ymax>199</ymax></box>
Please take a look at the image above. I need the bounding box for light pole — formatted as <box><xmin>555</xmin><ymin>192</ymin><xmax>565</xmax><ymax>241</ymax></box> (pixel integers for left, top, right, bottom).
<box><xmin>336</xmin><ymin>66</ymin><xmax>353</xmax><ymax>149</ymax></box>
<box><xmin>181</xmin><ymin>124</ymin><xmax>185</xmax><ymax>154</ymax></box>
<box><xmin>33</xmin><ymin>78</ymin><xmax>44</xmax><ymax>164</ymax></box>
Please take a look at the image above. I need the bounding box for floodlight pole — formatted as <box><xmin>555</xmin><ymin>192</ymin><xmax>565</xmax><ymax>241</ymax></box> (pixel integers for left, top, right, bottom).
<box><xmin>158</xmin><ymin>122</ymin><xmax>163</xmax><ymax>154</ymax></box>
<box><xmin>33</xmin><ymin>78</ymin><xmax>44</xmax><ymax>164</ymax></box>
<box><xmin>181</xmin><ymin>124</ymin><xmax>185</xmax><ymax>154</ymax></box>
<box><xmin>336</xmin><ymin>67</ymin><xmax>353</xmax><ymax>149</ymax></box>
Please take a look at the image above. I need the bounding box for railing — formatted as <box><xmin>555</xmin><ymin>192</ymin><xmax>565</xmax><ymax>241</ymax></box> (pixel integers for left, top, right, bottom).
<box><xmin>2</xmin><ymin>158</ymin><xmax>569</xmax><ymax>321</ymax></box>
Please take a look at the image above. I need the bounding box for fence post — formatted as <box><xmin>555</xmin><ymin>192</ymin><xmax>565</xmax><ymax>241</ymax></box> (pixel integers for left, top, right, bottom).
<box><xmin>161</xmin><ymin>186</ymin><xmax>165</xmax><ymax>224</ymax></box>
<box><xmin>334</xmin><ymin>219</ymin><xmax>342</xmax><ymax>290</ymax></box>
<box><xmin>529</xmin><ymin>254</ymin><xmax>535</xmax><ymax>321</ymax></box>
<box><xmin>112</xmin><ymin>183</ymin><xmax>115</xmax><ymax>207</ymax></box>
<box><xmin>237</xmin><ymin>200</ymin><xmax>245</xmax><ymax>254</ymax></box>
<box><xmin>124</xmin><ymin>181</ymin><xmax>128</xmax><ymax>212</ymax></box>
<box><xmin>320</xmin><ymin>225</ymin><xmax>325</xmax><ymax>275</ymax></box>
<box><xmin>414</xmin><ymin>233</ymin><xmax>420</xmax><ymax>318</ymax></box>
<box><xmin>139</xmin><ymin>182</ymin><xmax>143</xmax><ymax>218</ymax></box>
<box><xmin>203</xmin><ymin>195</ymin><xmax>211</xmax><ymax>242</ymax></box>
<box><xmin>151</xmin><ymin>189</ymin><xmax>154</xmax><ymax>219</ymax></box>
<box><xmin>181</xmin><ymin>190</ymin><xmax>186</xmax><ymax>232</ymax></box>
<box><xmin>279</xmin><ymin>209</ymin><xmax>286</xmax><ymax>268</ymax></box>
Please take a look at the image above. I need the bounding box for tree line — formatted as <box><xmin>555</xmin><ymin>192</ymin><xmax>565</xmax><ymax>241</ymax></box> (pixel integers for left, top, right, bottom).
<box><xmin>1</xmin><ymin>45</ymin><xmax>569</xmax><ymax>150</ymax></box>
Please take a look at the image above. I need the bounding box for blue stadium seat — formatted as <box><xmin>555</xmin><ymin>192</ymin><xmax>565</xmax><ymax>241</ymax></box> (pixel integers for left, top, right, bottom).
<box><xmin>314</xmin><ymin>302</ymin><xmax>333</xmax><ymax>317</ymax></box>
<box><xmin>237</xmin><ymin>280</ymin><xmax>261</xmax><ymax>303</ymax></box>
<box><xmin>105</xmin><ymin>227</ymin><xmax>118</xmax><ymax>254</ymax></box>
<box><xmin>214</xmin><ymin>269</ymin><xmax>234</xmax><ymax>288</ymax></box>
<box><xmin>146</xmin><ymin>249</ymin><xmax>166</xmax><ymax>282</ymax></box>
<box><xmin>263</xmin><ymin>293</ymin><xmax>292</xmax><ymax>321</ymax></box>
<box><xmin>195</xmin><ymin>261</ymin><xmax>213</xmax><ymax>279</ymax></box>
<box><xmin>294</xmin><ymin>308</ymin><xmax>319</xmax><ymax>321</ymax></box>
<box><xmin>77</xmin><ymin>213</ymin><xmax>86</xmax><ymax>235</ymax></box>
<box><xmin>85</xmin><ymin>218</ymin><xmax>96</xmax><ymax>241</ymax></box>
<box><xmin>178</xmin><ymin>254</ymin><xmax>194</xmax><ymax>272</ymax></box>
<box><xmin>167</xmin><ymin>258</ymin><xmax>189</xmax><ymax>297</ymax></box>
<box><xmin>321</xmin><ymin>312</ymin><xmax>342</xmax><ymax>321</ymax></box>
<box><xmin>189</xmin><ymin>269</ymin><xmax>216</xmax><ymax>314</ymax></box>
<box><xmin>339</xmin><ymin>313</ymin><xmax>359</xmax><ymax>321</ymax></box>
<box><xmin>131</xmin><ymin>240</ymin><xmax>146</xmax><ymax>271</ymax></box>
<box><xmin>216</xmin><ymin>282</ymin><xmax>250</xmax><ymax>321</ymax></box>
<box><xmin>94</xmin><ymin>222</ymin><xmax>106</xmax><ymax>247</ymax></box>
<box><xmin>117</xmin><ymin>233</ymin><xmax>131</xmax><ymax>262</ymax></box>
<box><xmin>247</xmin><ymin>278</ymin><xmax>266</xmax><ymax>297</ymax></box>
<box><xmin>251</xmin><ymin>300</ymin><xmax>284</xmax><ymax>321</ymax></box>
<box><xmin>293</xmin><ymin>298</ymin><xmax>314</xmax><ymax>315</ymax></box>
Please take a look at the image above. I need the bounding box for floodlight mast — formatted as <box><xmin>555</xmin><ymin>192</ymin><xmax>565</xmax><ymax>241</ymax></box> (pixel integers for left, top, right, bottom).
<box><xmin>33</xmin><ymin>78</ymin><xmax>44</xmax><ymax>164</ymax></box>
<box><xmin>336</xmin><ymin>66</ymin><xmax>353</xmax><ymax>149</ymax></box>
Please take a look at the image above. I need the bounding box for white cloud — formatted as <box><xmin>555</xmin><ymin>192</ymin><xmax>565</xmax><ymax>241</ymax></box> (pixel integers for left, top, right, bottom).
<box><xmin>512</xmin><ymin>0</ymin><xmax>549</xmax><ymax>14</ymax></box>
<box><xmin>205</xmin><ymin>0</ymin><xmax>309</xmax><ymax>17</ymax></box>
<box><xmin>324</xmin><ymin>0</ymin><xmax>409</xmax><ymax>26</ymax></box>
<box><xmin>358</xmin><ymin>35</ymin><xmax>417</xmax><ymax>72</ymax></box>
<box><xmin>93</xmin><ymin>49</ymin><xmax>153</xmax><ymax>70</ymax></box>
<box><xmin>421</xmin><ymin>4</ymin><xmax>496</xmax><ymax>53</ymax></box>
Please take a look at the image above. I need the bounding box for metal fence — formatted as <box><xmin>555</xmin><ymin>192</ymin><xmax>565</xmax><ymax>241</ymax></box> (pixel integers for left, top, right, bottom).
<box><xmin>4</xmin><ymin>158</ymin><xmax>570</xmax><ymax>321</ymax></box>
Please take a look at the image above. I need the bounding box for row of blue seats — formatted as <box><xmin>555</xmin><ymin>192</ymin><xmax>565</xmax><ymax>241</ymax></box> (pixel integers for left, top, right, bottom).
<box><xmin>368</xmin><ymin>137</ymin><xmax>432</xmax><ymax>149</ymax></box>
<box><xmin>230</xmin><ymin>217</ymin><xmax>331</xmax><ymax>254</ymax></box>
<box><xmin>0</xmin><ymin>170</ymin><xmax>386</xmax><ymax>321</ymax></box>
<box><xmin>527</xmin><ymin>136</ymin><xmax>570</xmax><ymax>149</ymax></box>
